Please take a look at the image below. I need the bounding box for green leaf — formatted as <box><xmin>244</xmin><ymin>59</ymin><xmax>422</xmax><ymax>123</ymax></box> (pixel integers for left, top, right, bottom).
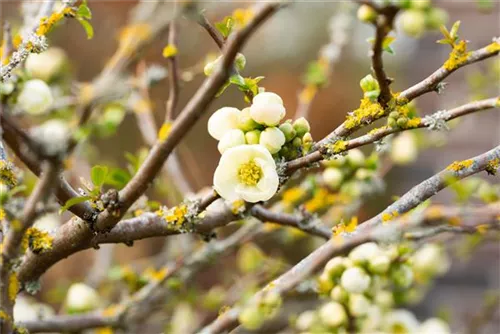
<box><xmin>304</xmin><ymin>61</ymin><xmax>328</xmax><ymax>87</ymax></box>
<box><xmin>229</xmin><ymin>74</ymin><xmax>246</xmax><ymax>87</ymax></box>
<box><xmin>91</xmin><ymin>165</ymin><xmax>109</xmax><ymax>187</ymax></box>
<box><xmin>215</xmin><ymin>80</ymin><xmax>231</xmax><ymax>97</ymax></box>
<box><xmin>77</xmin><ymin>18</ymin><xmax>94</xmax><ymax>39</ymax></box>
<box><xmin>59</xmin><ymin>196</ymin><xmax>92</xmax><ymax>213</ymax></box>
<box><xmin>449</xmin><ymin>20</ymin><xmax>461</xmax><ymax>41</ymax></box>
<box><xmin>77</xmin><ymin>1</ymin><xmax>92</xmax><ymax>20</ymax></box>
<box><xmin>215</xmin><ymin>16</ymin><xmax>234</xmax><ymax>38</ymax></box>
<box><xmin>104</xmin><ymin>168</ymin><xmax>131</xmax><ymax>190</ymax></box>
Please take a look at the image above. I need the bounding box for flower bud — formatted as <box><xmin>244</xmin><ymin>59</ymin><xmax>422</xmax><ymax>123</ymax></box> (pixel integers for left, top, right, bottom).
<box><xmin>239</xmin><ymin>305</ymin><xmax>264</xmax><ymax>330</ymax></box>
<box><xmin>390</xmin><ymin>132</ymin><xmax>418</xmax><ymax>165</ymax></box>
<box><xmin>340</xmin><ymin>267</ymin><xmax>371</xmax><ymax>293</ymax></box>
<box><xmin>360</xmin><ymin>74</ymin><xmax>380</xmax><ymax>97</ymax></box>
<box><xmin>207</xmin><ymin>107</ymin><xmax>240</xmax><ymax>140</ymax></box>
<box><xmin>346</xmin><ymin>148</ymin><xmax>365</xmax><ymax>168</ymax></box>
<box><xmin>65</xmin><ymin>283</ymin><xmax>100</xmax><ymax>313</ymax></box>
<box><xmin>411</xmin><ymin>0</ymin><xmax>431</xmax><ymax>9</ymax></box>
<box><xmin>260</xmin><ymin>127</ymin><xmax>286</xmax><ymax>154</ymax></box>
<box><xmin>25</xmin><ymin>47</ymin><xmax>66</xmax><ymax>81</ymax></box>
<box><xmin>391</xmin><ymin>264</ymin><xmax>414</xmax><ymax>288</ymax></box>
<box><xmin>317</xmin><ymin>272</ymin><xmax>334</xmax><ymax>293</ymax></box>
<box><xmin>412</xmin><ymin>244</ymin><xmax>450</xmax><ymax>276</ymax></box>
<box><xmin>357</xmin><ymin>4</ymin><xmax>377</xmax><ymax>23</ymax></box>
<box><xmin>355</xmin><ymin>168</ymin><xmax>374</xmax><ymax>181</ymax></box>
<box><xmin>330</xmin><ymin>286</ymin><xmax>348</xmax><ymax>303</ymax></box>
<box><xmin>349</xmin><ymin>242</ymin><xmax>381</xmax><ymax>264</ymax></box>
<box><xmin>368</xmin><ymin>254</ymin><xmax>391</xmax><ymax>274</ymax></box>
<box><xmin>426</xmin><ymin>7</ymin><xmax>449</xmax><ymax>30</ymax></box>
<box><xmin>250</xmin><ymin>92</ymin><xmax>285</xmax><ymax>126</ymax></box>
<box><xmin>31</xmin><ymin>120</ymin><xmax>70</xmax><ymax>156</ymax></box>
<box><xmin>396</xmin><ymin>116</ymin><xmax>408</xmax><ymax>127</ymax></box>
<box><xmin>375</xmin><ymin>290</ymin><xmax>394</xmax><ymax>309</ymax></box>
<box><xmin>245</xmin><ymin>130</ymin><xmax>261</xmax><ymax>145</ymax></box>
<box><xmin>293</xmin><ymin>117</ymin><xmax>311</xmax><ymax>137</ymax></box>
<box><xmin>253</xmin><ymin>91</ymin><xmax>283</xmax><ymax>106</ymax></box>
<box><xmin>238</xmin><ymin>107</ymin><xmax>260</xmax><ymax>131</ymax></box>
<box><xmin>399</xmin><ymin>10</ymin><xmax>427</xmax><ymax>38</ymax></box>
<box><xmin>389</xmin><ymin>111</ymin><xmax>400</xmax><ymax>119</ymax></box>
<box><xmin>324</xmin><ymin>256</ymin><xmax>346</xmax><ymax>278</ymax></box>
<box><xmin>0</xmin><ymin>82</ymin><xmax>15</xmax><ymax>95</ymax></box>
<box><xmin>218</xmin><ymin>129</ymin><xmax>246</xmax><ymax>154</ymax></box>
<box><xmin>235</xmin><ymin>53</ymin><xmax>247</xmax><ymax>71</ymax></box>
<box><xmin>17</xmin><ymin>79</ymin><xmax>54</xmax><ymax>115</ymax></box>
<box><xmin>319</xmin><ymin>302</ymin><xmax>347</xmax><ymax>327</ymax></box>
<box><xmin>420</xmin><ymin>318</ymin><xmax>451</xmax><ymax>334</ymax></box>
<box><xmin>278</xmin><ymin>122</ymin><xmax>296</xmax><ymax>142</ymax></box>
<box><xmin>203</xmin><ymin>60</ymin><xmax>217</xmax><ymax>76</ymax></box>
<box><xmin>296</xmin><ymin>311</ymin><xmax>316</xmax><ymax>331</ymax></box>
<box><xmin>261</xmin><ymin>291</ymin><xmax>282</xmax><ymax>318</ymax></box>
<box><xmin>292</xmin><ymin>137</ymin><xmax>302</xmax><ymax>148</ymax></box>
<box><xmin>323</xmin><ymin>168</ymin><xmax>343</xmax><ymax>189</ymax></box>
<box><xmin>349</xmin><ymin>293</ymin><xmax>371</xmax><ymax>317</ymax></box>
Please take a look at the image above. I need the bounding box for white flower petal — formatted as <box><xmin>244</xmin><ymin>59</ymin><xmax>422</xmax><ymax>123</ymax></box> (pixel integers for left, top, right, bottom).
<box><xmin>217</xmin><ymin>129</ymin><xmax>246</xmax><ymax>154</ymax></box>
<box><xmin>250</xmin><ymin>103</ymin><xmax>286</xmax><ymax>126</ymax></box>
<box><xmin>207</xmin><ymin>107</ymin><xmax>240</xmax><ymax>140</ymax></box>
<box><xmin>252</xmin><ymin>92</ymin><xmax>283</xmax><ymax>106</ymax></box>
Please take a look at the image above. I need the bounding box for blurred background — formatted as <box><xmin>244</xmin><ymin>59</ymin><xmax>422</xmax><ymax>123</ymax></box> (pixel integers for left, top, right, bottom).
<box><xmin>1</xmin><ymin>1</ymin><xmax>499</xmax><ymax>332</ymax></box>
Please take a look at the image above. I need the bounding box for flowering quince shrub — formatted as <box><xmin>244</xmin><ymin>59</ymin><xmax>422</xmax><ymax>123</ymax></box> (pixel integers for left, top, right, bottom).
<box><xmin>0</xmin><ymin>1</ymin><xmax>499</xmax><ymax>334</ymax></box>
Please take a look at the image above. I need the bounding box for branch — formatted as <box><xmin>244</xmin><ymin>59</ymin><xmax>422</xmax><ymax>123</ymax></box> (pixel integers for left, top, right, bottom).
<box><xmin>196</xmin><ymin>13</ymin><xmax>225</xmax><ymax>49</ymax></box>
<box><xmin>165</xmin><ymin>18</ymin><xmax>180</xmax><ymax>121</ymax></box>
<box><xmin>286</xmin><ymin>97</ymin><xmax>499</xmax><ymax>173</ymax></box>
<box><xmin>199</xmin><ymin>145</ymin><xmax>500</xmax><ymax>333</ymax></box>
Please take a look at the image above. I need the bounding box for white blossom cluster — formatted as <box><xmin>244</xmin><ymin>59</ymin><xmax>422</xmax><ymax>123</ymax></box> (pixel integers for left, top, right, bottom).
<box><xmin>209</xmin><ymin>92</ymin><xmax>313</xmax><ymax>203</ymax></box>
<box><xmin>295</xmin><ymin>242</ymin><xmax>451</xmax><ymax>333</ymax></box>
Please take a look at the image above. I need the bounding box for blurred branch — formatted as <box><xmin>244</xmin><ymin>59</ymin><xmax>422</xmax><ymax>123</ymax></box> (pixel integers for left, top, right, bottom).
<box><xmin>196</xmin><ymin>13</ymin><xmax>225</xmax><ymax>49</ymax></box>
<box><xmin>199</xmin><ymin>146</ymin><xmax>500</xmax><ymax>333</ymax></box>
<box><xmin>165</xmin><ymin>16</ymin><xmax>180</xmax><ymax>122</ymax></box>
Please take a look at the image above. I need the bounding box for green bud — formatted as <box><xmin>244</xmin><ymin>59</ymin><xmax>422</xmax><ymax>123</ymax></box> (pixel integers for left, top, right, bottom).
<box><xmin>279</xmin><ymin>122</ymin><xmax>296</xmax><ymax>142</ymax></box>
<box><xmin>261</xmin><ymin>291</ymin><xmax>282</xmax><ymax>318</ymax></box>
<box><xmin>360</xmin><ymin>74</ymin><xmax>380</xmax><ymax>93</ymax></box>
<box><xmin>426</xmin><ymin>7</ymin><xmax>449</xmax><ymax>30</ymax></box>
<box><xmin>317</xmin><ymin>272</ymin><xmax>335</xmax><ymax>293</ymax></box>
<box><xmin>292</xmin><ymin>137</ymin><xmax>302</xmax><ymax>148</ymax></box>
<box><xmin>245</xmin><ymin>130</ymin><xmax>261</xmax><ymax>145</ymax></box>
<box><xmin>368</xmin><ymin>255</ymin><xmax>391</xmax><ymax>274</ymax></box>
<box><xmin>235</xmin><ymin>53</ymin><xmax>246</xmax><ymax>71</ymax></box>
<box><xmin>203</xmin><ymin>59</ymin><xmax>217</xmax><ymax>76</ymax></box>
<box><xmin>293</xmin><ymin>117</ymin><xmax>311</xmax><ymax>137</ymax></box>
<box><xmin>391</xmin><ymin>264</ymin><xmax>414</xmax><ymax>288</ymax></box>
<box><xmin>374</xmin><ymin>290</ymin><xmax>394</xmax><ymax>309</ymax></box>
<box><xmin>330</xmin><ymin>286</ymin><xmax>348</xmax><ymax>303</ymax></box>
<box><xmin>396</xmin><ymin>116</ymin><xmax>408</xmax><ymax>127</ymax></box>
<box><xmin>357</xmin><ymin>4</ymin><xmax>377</xmax><ymax>23</ymax></box>
<box><xmin>411</xmin><ymin>0</ymin><xmax>431</xmax><ymax>9</ymax></box>
<box><xmin>238</xmin><ymin>108</ymin><xmax>259</xmax><ymax>131</ymax></box>
<box><xmin>388</xmin><ymin>117</ymin><xmax>398</xmax><ymax>128</ymax></box>
<box><xmin>239</xmin><ymin>306</ymin><xmax>264</xmax><ymax>330</ymax></box>
<box><xmin>346</xmin><ymin>148</ymin><xmax>365</xmax><ymax>168</ymax></box>
<box><xmin>389</xmin><ymin>111</ymin><xmax>400</xmax><ymax>119</ymax></box>
<box><xmin>302</xmin><ymin>132</ymin><xmax>313</xmax><ymax>144</ymax></box>
<box><xmin>324</xmin><ymin>257</ymin><xmax>346</xmax><ymax>278</ymax></box>
<box><xmin>400</xmin><ymin>9</ymin><xmax>427</xmax><ymax>38</ymax></box>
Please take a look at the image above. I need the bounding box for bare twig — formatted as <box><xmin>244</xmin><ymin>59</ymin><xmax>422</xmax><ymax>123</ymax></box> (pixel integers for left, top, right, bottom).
<box><xmin>165</xmin><ymin>16</ymin><xmax>180</xmax><ymax>121</ymax></box>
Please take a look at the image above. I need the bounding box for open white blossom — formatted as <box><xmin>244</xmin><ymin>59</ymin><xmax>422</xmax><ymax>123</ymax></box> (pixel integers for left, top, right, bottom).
<box><xmin>250</xmin><ymin>92</ymin><xmax>286</xmax><ymax>126</ymax></box>
<box><xmin>340</xmin><ymin>266</ymin><xmax>371</xmax><ymax>293</ymax></box>
<box><xmin>319</xmin><ymin>301</ymin><xmax>347</xmax><ymax>327</ymax></box>
<box><xmin>65</xmin><ymin>283</ymin><xmax>100</xmax><ymax>313</ymax></box>
<box><xmin>419</xmin><ymin>318</ymin><xmax>450</xmax><ymax>334</ymax></box>
<box><xmin>17</xmin><ymin>79</ymin><xmax>54</xmax><ymax>115</ymax></box>
<box><xmin>25</xmin><ymin>47</ymin><xmax>66</xmax><ymax>81</ymax></box>
<box><xmin>218</xmin><ymin>129</ymin><xmax>246</xmax><ymax>154</ymax></box>
<box><xmin>259</xmin><ymin>127</ymin><xmax>286</xmax><ymax>154</ymax></box>
<box><xmin>213</xmin><ymin>145</ymin><xmax>279</xmax><ymax>203</ymax></box>
<box><xmin>383</xmin><ymin>309</ymin><xmax>419</xmax><ymax>334</ymax></box>
<box><xmin>208</xmin><ymin>107</ymin><xmax>240</xmax><ymax>140</ymax></box>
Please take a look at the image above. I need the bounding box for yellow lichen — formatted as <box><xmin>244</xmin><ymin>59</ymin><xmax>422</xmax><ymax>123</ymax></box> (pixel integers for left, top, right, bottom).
<box><xmin>485</xmin><ymin>41</ymin><xmax>500</xmax><ymax>54</ymax></box>
<box><xmin>232</xmin><ymin>8</ymin><xmax>255</xmax><ymax>27</ymax></box>
<box><xmin>330</xmin><ymin>140</ymin><xmax>348</xmax><ymax>154</ymax></box>
<box><xmin>36</xmin><ymin>8</ymin><xmax>76</xmax><ymax>36</ymax></box>
<box><xmin>332</xmin><ymin>216</ymin><xmax>358</xmax><ymax>236</ymax></box>
<box><xmin>345</xmin><ymin>97</ymin><xmax>385</xmax><ymax>130</ymax></box>
<box><xmin>485</xmin><ymin>158</ymin><xmax>500</xmax><ymax>175</ymax></box>
<box><xmin>157</xmin><ymin>204</ymin><xmax>188</xmax><ymax>227</ymax></box>
<box><xmin>95</xmin><ymin>328</ymin><xmax>114</xmax><ymax>334</ymax></box>
<box><xmin>0</xmin><ymin>160</ymin><xmax>17</xmax><ymax>187</ymax></box>
<box><xmin>158</xmin><ymin>122</ymin><xmax>172</xmax><ymax>142</ymax></box>
<box><xmin>231</xmin><ymin>199</ymin><xmax>246</xmax><ymax>215</ymax></box>
<box><xmin>101</xmin><ymin>304</ymin><xmax>124</xmax><ymax>317</ymax></box>
<box><xmin>8</xmin><ymin>273</ymin><xmax>19</xmax><ymax>301</ymax></box>
<box><xmin>381</xmin><ymin>211</ymin><xmax>399</xmax><ymax>223</ymax></box>
<box><xmin>0</xmin><ymin>310</ymin><xmax>9</xmax><ymax>320</ymax></box>
<box><xmin>23</xmin><ymin>227</ymin><xmax>54</xmax><ymax>254</ymax></box>
<box><xmin>143</xmin><ymin>267</ymin><xmax>169</xmax><ymax>281</ymax></box>
<box><xmin>405</xmin><ymin>117</ymin><xmax>421</xmax><ymax>128</ymax></box>
<box><xmin>0</xmin><ymin>208</ymin><xmax>5</xmax><ymax>221</ymax></box>
<box><xmin>304</xmin><ymin>189</ymin><xmax>346</xmax><ymax>213</ymax></box>
<box><xmin>476</xmin><ymin>224</ymin><xmax>489</xmax><ymax>234</ymax></box>
<box><xmin>447</xmin><ymin>159</ymin><xmax>474</xmax><ymax>172</ymax></box>
<box><xmin>299</xmin><ymin>85</ymin><xmax>318</xmax><ymax>104</ymax></box>
<box><xmin>282</xmin><ymin>187</ymin><xmax>306</xmax><ymax>205</ymax></box>
<box><xmin>444</xmin><ymin>40</ymin><xmax>471</xmax><ymax>71</ymax></box>
<box><xmin>162</xmin><ymin>44</ymin><xmax>178</xmax><ymax>58</ymax></box>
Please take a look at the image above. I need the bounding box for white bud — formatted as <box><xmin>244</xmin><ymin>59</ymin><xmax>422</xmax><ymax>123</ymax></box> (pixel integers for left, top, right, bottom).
<box><xmin>250</xmin><ymin>92</ymin><xmax>285</xmax><ymax>126</ymax></box>
<box><xmin>25</xmin><ymin>47</ymin><xmax>66</xmax><ymax>81</ymax></box>
<box><xmin>348</xmin><ymin>293</ymin><xmax>371</xmax><ymax>317</ymax></box>
<box><xmin>17</xmin><ymin>79</ymin><xmax>54</xmax><ymax>115</ymax></box>
<box><xmin>14</xmin><ymin>296</ymin><xmax>55</xmax><ymax>322</ymax></box>
<box><xmin>412</xmin><ymin>244</ymin><xmax>450</xmax><ymax>276</ymax></box>
<box><xmin>324</xmin><ymin>256</ymin><xmax>345</xmax><ymax>278</ymax></box>
<box><xmin>259</xmin><ymin>127</ymin><xmax>286</xmax><ymax>154</ymax></box>
<box><xmin>391</xmin><ymin>264</ymin><xmax>414</xmax><ymax>288</ymax></box>
<box><xmin>346</xmin><ymin>148</ymin><xmax>365</xmax><ymax>167</ymax></box>
<box><xmin>319</xmin><ymin>302</ymin><xmax>347</xmax><ymax>327</ymax></box>
<box><xmin>363</xmin><ymin>305</ymin><xmax>383</xmax><ymax>332</ymax></box>
<box><xmin>296</xmin><ymin>310</ymin><xmax>316</xmax><ymax>331</ymax></box>
<box><xmin>368</xmin><ymin>254</ymin><xmax>391</xmax><ymax>274</ymax></box>
<box><xmin>207</xmin><ymin>107</ymin><xmax>240</xmax><ymax>140</ymax></box>
<box><xmin>349</xmin><ymin>242</ymin><xmax>381</xmax><ymax>264</ymax></box>
<box><xmin>374</xmin><ymin>290</ymin><xmax>394</xmax><ymax>309</ymax></box>
<box><xmin>420</xmin><ymin>318</ymin><xmax>451</xmax><ymax>334</ymax></box>
<box><xmin>383</xmin><ymin>309</ymin><xmax>420</xmax><ymax>333</ymax></box>
<box><xmin>218</xmin><ymin>129</ymin><xmax>246</xmax><ymax>154</ymax></box>
<box><xmin>391</xmin><ymin>132</ymin><xmax>418</xmax><ymax>165</ymax></box>
<box><xmin>323</xmin><ymin>168</ymin><xmax>343</xmax><ymax>189</ymax></box>
<box><xmin>31</xmin><ymin>120</ymin><xmax>70</xmax><ymax>156</ymax></box>
<box><xmin>65</xmin><ymin>283</ymin><xmax>100</xmax><ymax>313</ymax></box>
<box><xmin>330</xmin><ymin>285</ymin><xmax>348</xmax><ymax>303</ymax></box>
<box><xmin>399</xmin><ymin>9</ymin><xmax>427</xmax><ymax>38</ymax></box>
<box><xmin>340</xmin><ymin>267</ymin><xmax>371</xmax><ymax>293</ymax></box>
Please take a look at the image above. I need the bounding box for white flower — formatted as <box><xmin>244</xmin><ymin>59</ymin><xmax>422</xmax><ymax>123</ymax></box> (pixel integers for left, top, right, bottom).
<box><xmin>25</xmin><ymin>47</ymin><xmax>66</xmax><ymax>81</ymax></box>
<box><xmin>340</xmin><ymin>266</ymin><xmax>371</xmax><ymax>293</ymax></box>
<box><xmin>368</xmin><ymin>254</ymin><xmax>391</xmax><ymax>274</ymax></box>
<box><xmin>346</xmin><ymin>148</ymin><xmax>365</xmax><ymax>167</ymax></box>
<box><xmin>383</xmin><ymin>309</ymin><xmax>419</xmax><ymax>334</ymax></box>
<box><xmin>218</xmin><ymin>129</ymin><xmax>246</xmax><ymax>154</ymax></box>
<box><xmin>349</xmin><ymin>242</ymin><xmax>381</xmax><ymax>264</ymax></box>
<box><xmin>323</xmin><ymin>168</ymin><xmax>343</xmax><ymax>189</ymax></box>
<box><xmin>259</xmin><ymin>127</ymin><xmax>286</xmax><ymax>154</ymax></box>
<box><xmin>374</xmin><ymin>290</ymin><xmax>394</xmax><ymax>309</ymax></box>
<box><xmin>65</xmin><ymin>283</ymin><xmax>100</xmax><ymax>313</ymax></box>
<box><xmin>348</xmin><ymin>293</ymin><xmax>371</xmax><ymax>317</ymax></box>
<box><xmin>391</xmin><ymin>132</ymin><xmax>418</xmax><ymax>165</ymax></box>
<box><xmin>207</xmin><ymin>107</ymin><xmax>240</xmax><ymax>140</ymax></box>
<box><xmin>412</xmin><ymin>244</ymin><xmax>450</xmax><ymax>276</ymax></box>
<box><xmin>324</xmin><ymin>256</ymin><xmax>345</xmax><ymax>278</ymax></box>
<box><xmin>296</xmin><ymin>310</ymin><xmax>316</xmax><ymax>331</ymax></box>
<box><xmin>33</xmin><ymin>213</ymin><xmax>60</xmax><ymax>232</ymax></box>
<box><xmin>14</xmin><ymin>296</ymin><xmax>55</xmax><ymax>322</ymax></box>
<box><xmin>330</xmin><ymin>286</ymin><xmax>348</xmax><ymax>303</ymax></box>
<box><xmin>362</xmin><ymin>305</ymin><xmax>383</xmax><ymax>332</ymax></box>
<box><xmin>319</xmin><ymin>301</ymin><xmax>347</xmax><ymax>327</ymax></box>
<box><xmin>419</xmin><ymin>318</ymin><xmax>450</xmax><ymax>334</ymax></box>
<box><xmin>250</xmin><ymin>92</ymin><xmax>285</xmax><ymax>126</ymax></box>
<box><xmin>213</xmin><ymin>145</ymin><xmax>279</xmax><ymax>203</ymax></box>
<box><xmin>31</xmin><ymin>120</ymin><xmax>70</xmax><ymax>156</ymax></box>
<box><xmin>17</xmin><ymin>79</ymin><xmax>54</xmax><ymax>115</ymax></box>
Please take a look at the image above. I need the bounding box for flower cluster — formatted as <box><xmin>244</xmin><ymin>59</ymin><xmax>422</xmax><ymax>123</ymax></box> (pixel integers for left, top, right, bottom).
<box><xmin>294</xmin><ymin>242</ymin><xmax>451</xmax><ymax>333</ymax></box>
<box><xmin>210</xmin><ymin>92</ymin><xmax>313</xmax><ymax>203</ymax></box>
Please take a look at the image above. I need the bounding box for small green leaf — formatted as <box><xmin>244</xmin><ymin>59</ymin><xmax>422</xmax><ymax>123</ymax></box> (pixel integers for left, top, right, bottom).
<box><xmin>449</xmin><ymin>21</ymin><xmax>461</xmax><ymax>40</ymax></box>
<box><xmin>229</xmin><ymin>74</ymin><xmax>246</xmax><ymax>86</ymax></box>
<box><xmin>59</xmin><ymin>196</ymin><xmax>92</xmax><ymax>213</ymax></box>
<box><xmin>91</xmin><ymin>165</ymin><xmax>109</xmax><ymax>187</ymax></box>
<box><xmin>215</xmin><ymin>80</ymin><xmax>231</xmax><ymax>97</ymax></box>
<box><xmin>104</xmin><ymin>168</ymin><xmax>131</xmax><ymax>190</ymax></box>
<box><xmin>77</xmin><ymin>18</ymin><xmax>94</xmax><ymax>39</ymax></box>
<box><xmin>215</xmin><ymin>16</ymin><xmax>234</xmax><ymax>38</ymax></box>
<box><xmin>77</xmin><ymin>2</ymin><xmax>92</xmax><ymax>20</ymax></box>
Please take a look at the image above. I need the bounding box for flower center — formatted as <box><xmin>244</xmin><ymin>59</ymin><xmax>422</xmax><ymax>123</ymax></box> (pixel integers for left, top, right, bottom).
<box><xmin>238</xmin><ymin>160</ymin><xmax>263</xmax><ymax>186</ymax></box>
